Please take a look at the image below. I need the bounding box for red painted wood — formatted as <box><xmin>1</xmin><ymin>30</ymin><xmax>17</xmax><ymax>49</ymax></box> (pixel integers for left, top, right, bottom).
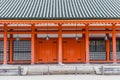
<box><xmin>63</xmin><ymin>38</ymin><xmax>85</xmax><ymax>63</ymax></box>
<box><xmin>37</xmin><ymin>39</ymin><xmax>58</xmax><ymax>63</ymax></box>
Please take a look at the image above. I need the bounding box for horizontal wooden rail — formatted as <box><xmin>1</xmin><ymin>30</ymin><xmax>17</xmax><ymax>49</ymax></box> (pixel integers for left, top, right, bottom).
<box><xmin>0</xmin><ymin>20</ymin><xmax>120</xmax><ymax>24</ymax></box>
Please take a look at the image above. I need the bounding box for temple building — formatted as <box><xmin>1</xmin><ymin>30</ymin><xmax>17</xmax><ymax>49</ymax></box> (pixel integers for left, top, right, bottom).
<box><xmin>0</xmin><ymin>0</ymin><xmax>120</xmax><ymax>64</ymax></box>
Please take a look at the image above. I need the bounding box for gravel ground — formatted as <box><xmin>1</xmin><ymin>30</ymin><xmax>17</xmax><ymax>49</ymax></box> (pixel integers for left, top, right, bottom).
<box><xmin>0</xmin><ymin>75</ymin><xmax>120</xmax><ymax>80</ymax></box>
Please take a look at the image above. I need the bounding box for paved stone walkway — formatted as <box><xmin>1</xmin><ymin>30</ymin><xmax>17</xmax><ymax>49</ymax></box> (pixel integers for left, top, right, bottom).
<box><xmin>0</xmin><ymin>75</ymin><xmax>120</xmax><ymax>80</ymax></box>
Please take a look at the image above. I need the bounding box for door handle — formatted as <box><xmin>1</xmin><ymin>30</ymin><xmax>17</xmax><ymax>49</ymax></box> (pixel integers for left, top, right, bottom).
<box><xmin>38</xmin><ymin>59</ymin><xmax>42</xmax><ymax>61</ymax></box>
<box><xmin>77</xmin><ymin>59</ymin><xmax>81</xmax><ymax>60</ymax></box>
<box><xmin>53</xmin><ymin>59</ymin><xmax>57</xmax><ymax>60</ymax></box>
<box><xmin>63</xmin><ymin>59</ymin><xmax>67</xmax><ymax>60</ymax></box>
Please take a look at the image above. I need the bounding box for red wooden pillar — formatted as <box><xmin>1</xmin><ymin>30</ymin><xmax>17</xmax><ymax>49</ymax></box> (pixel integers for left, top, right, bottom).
<box><xmin>106</xmin><ymin>34</ymin><xmax>110</xmax><ymax>62</ymax></box>
<box><xmin>58</xmin><ymin>24</ymin><xmax>62</xmax><ymax>64</ymax></box>
<box><xmin>112</xmin><ymin>25</ymin><xmax>117</xmax><ymax>64</ymax></box>
<box><xmin>34</xmin><ymin>34</ymin><xmax>37</xmax><ymax>62</ymax></box>
<box><xmin>3</xmin><ymin>24</ymin><xmax>8</xmax><ymax>64</ymax></box>
<box><xmin>31</xmin><ymin>24</ymin><xmax>35</xmax><ymax>64</ymax></box>
<box><xmin>9</xmin><ymin>34</ymin><xmax>13</xmax><ymax>63</ymax></box>
<box><xmin>85</xmin><ymin>25</ymin><xmax>90</xmax><ymax>64</ymax></box>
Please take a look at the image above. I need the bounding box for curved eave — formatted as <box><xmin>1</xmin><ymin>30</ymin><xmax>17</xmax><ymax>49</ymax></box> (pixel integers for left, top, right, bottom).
<box><xmin>0</xmin><ymin>17</ymin><xmax>120</xmax><ymax>20</ymax></box>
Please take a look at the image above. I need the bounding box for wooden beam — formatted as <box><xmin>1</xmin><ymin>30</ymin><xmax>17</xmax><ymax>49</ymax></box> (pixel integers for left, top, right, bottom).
<box><xmin>0</xmin><ymin>20</ymin><xmax>120</xmax><ymax>24</ymax></box>
<box><xmin>7</xmin><ymin>26</ymin><xmax>31</xmax><ymax>29</ymax></box>
<box><xmin>8</xmin><ymin>32</ymin><xmax>31</xmax><ymax>34</ymax></box>
<box><xmin>0</xmin><ymin>29</ymin><xmax>119</xmax><ymax>34</ymax></box>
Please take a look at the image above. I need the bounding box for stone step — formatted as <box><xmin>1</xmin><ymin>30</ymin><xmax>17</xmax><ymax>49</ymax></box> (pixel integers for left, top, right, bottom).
<box><xmin>0</xmin><ymin>65</ymin><xmax>120</xmax><ymax>75</ymax></box>
<box><xmin>94</xmin><ymin>66</ymin><xmax>120</xmax><ymax>75</ymax></box>
<box><xmin>0</xmin><ymin>66</ymin><xmax>23</xmax><ymax>76</ymax></box>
